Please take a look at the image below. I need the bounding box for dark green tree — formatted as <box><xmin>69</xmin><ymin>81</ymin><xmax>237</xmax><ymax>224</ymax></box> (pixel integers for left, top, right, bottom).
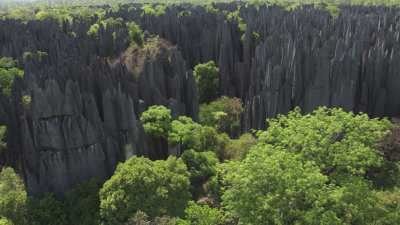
<box><xmin>64</xmin><ymin>179</ymin><xmax>101</xmax><ymax>225</ymax></box>
<box><xmin>27</xmin><ymin>193</ymin><xmax>67</xmax><ymax>225</ymax></box>
<box><xmin>0</xmin><ymin>57</ymin><xmax>24</xmax><ymax>97</ymax></box>
<box><xmin>181</xmin><ymin>150</ymin><xmax>218</xmax><ymax>190</ymax></box>
<box><xmin>193</xmin><ymin>61</ymin><xmax>219</xmax><ymax>103</ymax></box>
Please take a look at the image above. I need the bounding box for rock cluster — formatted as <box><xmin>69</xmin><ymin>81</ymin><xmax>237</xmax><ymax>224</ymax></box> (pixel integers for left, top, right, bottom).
<box><xmin>0</xmin><ymin>18</ymin><xmax>197</xmax><ymax>194</ymax></box>
<box><xmin>129</xmin><ymin>4</ymin><xmax>400</xmax><ymax>129</ymax></box>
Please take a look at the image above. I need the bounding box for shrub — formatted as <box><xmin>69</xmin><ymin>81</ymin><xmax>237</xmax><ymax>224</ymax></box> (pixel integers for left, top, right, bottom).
<box><xmin>141</xmin><ymin>4</ymin><xmax>166</xmax><ymax>17</ymax></box>
<box><xmin>221</xmin><ymin>133</ymin><xmax>256</xmax><ymax>161</ymax></box>
<box><xmin>126</xmin><ymin>22</ymin><xmax>144</xmax><ymax>47</ymax></box>
<box><xmin>199</xmin><ymin>96</ymin><xmax>243</xmax><ymax>135</ymax></box>
<box><xmin>87</xmin><ymin>23</ymin><xmax>100</xmax><ymax>36</ymax></box>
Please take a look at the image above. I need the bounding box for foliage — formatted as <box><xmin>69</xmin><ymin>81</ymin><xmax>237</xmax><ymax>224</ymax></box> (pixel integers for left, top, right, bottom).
<box><xmin>0</xmin><ymin>168</ymin><xmax>26</xmax><ymax>225</ymax></box>
<box><xmin>0</xmin><ymin>57</ymin><xmax>24</xmax><ymax>97</ymax></box>
<box><xmin>196</xmin><ymin>126</ymin><xmax>230</xmax><ymax>154</ymax></box>
<box><xmin>199</xmin><ymin>96</ymin><xmax>243</xmax><ymax>135</ymax></box>
<box><xmin>100</xmin><ymin>156</ymin><xmax>190</xmax><ymax>225</ymax></box>
<box><xmin>177</xmin><ymin>201</ymin><xmax>223</xmax><ymax>225</ymax></box>
<box><xmin>64</xmin><ymin>178</ymin><xmax>101</xmax><ymax>225</ymax></box>
<box><xmin>27</xmin><ymin>193</ymin><xmax>67</xmax><ymax>225</ymax></box>
<box><xmin>21</xmin><ymin>95</ymin><xmax>32</xmax><ymax>108</ymax></box>
<box><xmin>181</xmin><ymin>150</ymin><xmax>218</xmax><ymax>187</ymax></box>
<box><xmin>220</xmin><ymin>107</ymin><xmax>398</xmax><ymax>224</ymax></box>
<box><xmin>257</xmin><ymin>107</ymin><xmax>392</xmax><ymax>185</ymax></box>
<box><xmin>222</xmin><ymin>147</ymin><xmax>329</xmax><ymax>225</ymax></box>
<box><xmin>141</xmin><ymin>4</ymin><xmax>166</xmax><ymax>17</ymax></box>
<box><xmin>0</xmin><ymin>217</ymin><xmax>13</xmax><ymax>225</ymax></box>
<box><xmin>193</xmin><ymin>61</ymin><xmax>219</xmax><ymax>103</ymax></box>
<box><xmin>375</xmin><ymin>189</ymin><xmax>400</xmax><ymax>224</ymax></box>
<box><xmin>204</xmin><ymin>4</ymin><xmax>219</xmax><ymax>14</ymax></box>
<box><xmin>87</xmin><ymin>23</ymin><xmax>100</xmax><ymax>36</ymax></box>
<box><xmin>226</xmin><ymin>7</ymin><xmax>246</xmax><ymax>34</ymax></box>
<box><xmin>168</xmin><ymin>116</ymin><xmax>203</xmax><ymax>150</ymax></box>
<box><xmin>22</xmin><ymin>51</ymin><xmax>47</xmax><ymax>63</ymax></box>
<box><xmin>0</xmin><ymin>126</ymin><xmax>6</xmax><ymax>153</ymax></box>
<box><xmin>140</xmin><ymin>105</ymin><xmax>172</xmax><ymax>139</ymax></box>
<box><xmin>125</xmin><ymin>211</ymin><xmax>177</xmax><ymax>225</ymax></box>
<box><xmin>127</xmin><ymin>21</ymin><xmax>144</xmax><ymax>47</ymax></box>
<box><xmin>221</xmin><ymin>133</ymin><xmax>256</xmax><ymax>161</ymax></box>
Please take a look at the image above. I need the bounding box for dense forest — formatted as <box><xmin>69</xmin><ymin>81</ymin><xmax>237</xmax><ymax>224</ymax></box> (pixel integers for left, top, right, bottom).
<box><xmin>0</xmin><ymin>0</ymin><xmax>400</xmax><ymax>225</ymax></box>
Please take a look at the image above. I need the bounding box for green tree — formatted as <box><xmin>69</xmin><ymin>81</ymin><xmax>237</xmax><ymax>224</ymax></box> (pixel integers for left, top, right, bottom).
<box><xmin>375</xmin><ymin>189</ymin><xmax>400</xmax><ymax>225</ymax></box>
<box><xmin>126</xmin><ymin>22</ymin><xmax>144</xmax><ymax>47</ymax></box>
<box><xmin>168</xmin><ymin>116</ymin><xmax>203</xmax><ymax>151</ymax></box>
<box><xmin>257</xmin><ymin>107</ymin><xmax>392</xmax><ymax>185</ymax></box>
<box><xmin>304</xmin><ymin>178</ymin><xmax>385</xmax><ymax>225</ymax></box>
<box><xmin>0</xmin><ymin>57</ymin><xmax>24</xmax><ymax>97</ymax></box>
<box><xmin>193</xmin><ymin>61</ymin><xmax>219</xmax><ymax>103</ymax></box>
<box><xmin>221</xmin><ymin>133</ymin><xmax>256</xmax><ymax>161</ymax></box>
<box><xmin>0</xmin><ymin>167</ymin><xmax>27</xmax><ymax>225</ymax></box>
<box><xmin>199</xmin><ymin>96</ymin><xmax>243</xmax><ymax>135</ymax></box>
<box><xmin>140</xmin><ymin>105</ymin><xmax>172</xmax><ymax>139</ymax></box>
<box><xmin>100</xmin><ymin>156</ymin><xmax>190</xmax><ymax>225</ymax></box>
<box><xmin>221</xmin><ymin>107</ymin><xmax>396</xmax><ymax>224</ymax></box>
<box><xmin>27</xmin><ymin>193</ymin><xmax>67</xmax><ymax>225</ymax></box>
<box><xmin>168</xmin><ymin>116</ymin><xmax>228</xmax><ymax>154</ymax></box>
<box><xmin>181</xmin><ymin>150</ymin><xmax>218</xmax><ymax>188</ymax></box>
<box><xmin>177</xmin><ymin>201</ymin><xmax>223</xmax><ymax>225</ymax></box>
<box><xmin>125</xmin><ymin>211</ymin><xmax>177</xmax><ymax>225</ymax></box>
<box><xmin>222</xmin><ymin>147</ymin><xmax>329</xmax><ymax>225</ymax></box>
<box><xmin>64</xmin><ymin>178</ymin><xmax>101</xmax><ymax>225</ymax></box>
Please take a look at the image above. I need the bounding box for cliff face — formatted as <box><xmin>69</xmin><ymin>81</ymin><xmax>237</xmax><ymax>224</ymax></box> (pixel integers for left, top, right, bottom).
<box><xmin>0</xmin><ymin>18</ymin><xmax>197</xmax><ymax>194</ymax></box>
<box><xmin>123</xmin><ymin>4</ymin><xmax>400</xmax><ymax>130</ymax></box>
<box><xmin>241</xmin><ymin>6</ymin><xmax>400</xmax><ymax>130</ymax></box>
<box><xmin>1</xmin><ymin>3</ymin><xmax>400</xmax><ymax>194</ymax></box>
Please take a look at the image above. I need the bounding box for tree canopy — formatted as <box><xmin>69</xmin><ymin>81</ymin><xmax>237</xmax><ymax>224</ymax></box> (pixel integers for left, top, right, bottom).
<box><xmin>99</xmin><ymin>156</ymin><xmax>190</xmax><ymax>225</ymax></box>
<box><xmin>193</xmin><ymin>61</ymin><xmax>219</xmax><ymax>103</ymax></box>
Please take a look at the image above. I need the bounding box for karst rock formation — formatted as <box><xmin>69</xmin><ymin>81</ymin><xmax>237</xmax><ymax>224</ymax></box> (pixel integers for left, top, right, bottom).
<box><xmin>0</xmin><ymin>3</ymin><xmax>400</xmax><ymax>194</ymax></box>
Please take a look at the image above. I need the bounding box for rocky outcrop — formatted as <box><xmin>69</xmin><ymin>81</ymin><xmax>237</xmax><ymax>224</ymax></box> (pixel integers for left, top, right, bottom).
<box><xmin>242</xmin><ymin>5</ymin><xmax>400</xmax><ymax>129</ymax></box>
<box><xmin>123</xmin><ymin>4</ymin><xmax>400</xmax><ymax>130</ymax></box>
<box><xmin>0</xmin><ymin>18</ymin><xmax>197</xmax><ymax>194</ymax></box>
